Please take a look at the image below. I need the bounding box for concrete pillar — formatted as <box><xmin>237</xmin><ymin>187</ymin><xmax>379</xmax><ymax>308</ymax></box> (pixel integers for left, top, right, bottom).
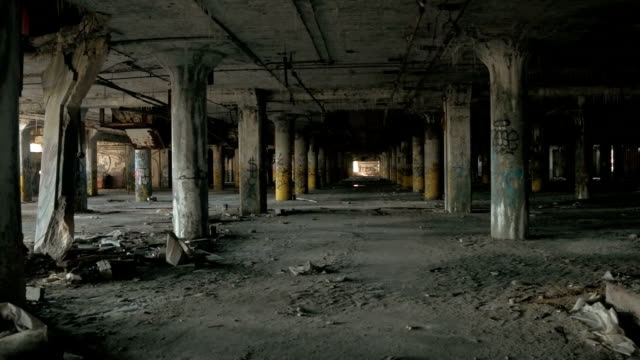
<box><xmin>477</xmin><ymin>39</ymin><xmax>528</xmax><ymax>240</ymax></box>
<box><xmin>238</xmin><ymin>92</ymin><xmax>267</xmax><ymax>215</ymax></box>
<box><xmin>317</xmin><ymin>146</ymin><xmax>326</xmax><ymax>188</ymax></box>
<box><xmin>86</xmin><ymin>129</ymin><xmax>98</xmax><ymax>196</ymax></box>
<box><xmin>211</xmin><ymin>144</ymin><xmax>224</xmax><ymax>191</ymax></box>
<box><xmin>412</xmin><ymin>135</ymin><xmax>425</xmax><ymax>193</ymax></box>
<box><xmin>134</xmin><ymin>149</ymin><xmax>152</xmax><ymax>201</ymax></box>
<box><xmin>530</xmin><ymin>121</ymin><xmax>545</xmax><ymax>193</ymax></box>
<box><xmin>19</xmin><ymin>124</ymin><xmax>34</xmax><ymax>202</ymax></box>
<box><xmin>157</xmin><ymin>49</ymin><xmax>222</xmax><ymax>239</ymax></box>
<box><xmin>160</xmin><ymin>149</ymin><xmax>171</xmax><ymax>189</ymax></box>
<box><xmin>389</xmin><ymin>147</ymin><xmax>397</xmax><ymax>183</ymax></box>
<box><xmin>424</xmin><ymin>117</ymin><xmax>442</xmax><ymax>200</ymax></box>
<box><xmin>575</xmin><ymin>97</ymin><xmax>590</xmax><ymax>200</ymax></box>
<box><xmin>233</xmin><ymin>149</ymin><xmax>240</xmax><ymax>188</ymax></box>
<box><xmin>0</xmin><ymin>0</ymin><xmax>25</xmax><ymax>304</ymax></box>
<box><xmin>326</xmin><ymin>152</ymin><xmax>333</xmax><ymax>185</ymax></box>
<box><xmin>402</xmin><ymin>141</ymin><xmax>413</xmax><ymax>188</ymax></box>
<box><xmin>443</xmin><ymin>84</ymin><xmax>472</xmax><ymax>213</ymax></box>
<box><xmin>74</xmin><ymin>113</ymin><xmax>88</xmax><ymax>212</ymax></box>
<box><xmin>294</xmin><ymin>132</ymin><xmax>308</xmax><ymax>195</ymax></box>
<box><xmin>308</xmin><ymin>138</ymin><xmax>318</xmax><ymax>190</ymax></box>
<box><xmin>35</xmin><ymin>31</ymin><xmax>109</xmax><ymax>260</ymax></box>
<box><xmin>274</xmin><ymin>116</ymin><xmax>293</xmax><ymax>201</ymax></box>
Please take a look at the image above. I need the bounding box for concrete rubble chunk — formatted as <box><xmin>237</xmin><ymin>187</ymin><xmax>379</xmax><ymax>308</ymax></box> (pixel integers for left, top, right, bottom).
<box><xmin>166</xmin><ymin>232</ymin><xmax>191</xmax><ymax>266</ymax></box>
<box><xmin>25</xmin><ymin>287</ymin><xmax>44</xmax><ymax>302</ymax></box>
<box><xmin>605</xmin><ymin>282</ymin><xmax>640</xmax><ymax>326</ymax></box>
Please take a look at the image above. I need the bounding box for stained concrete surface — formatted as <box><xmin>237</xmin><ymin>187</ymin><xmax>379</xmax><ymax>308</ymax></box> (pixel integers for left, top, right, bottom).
<box><xmin>21</xmin><ymin>178</ymin><xmax>640</xmax><ymax>359</ymax></box>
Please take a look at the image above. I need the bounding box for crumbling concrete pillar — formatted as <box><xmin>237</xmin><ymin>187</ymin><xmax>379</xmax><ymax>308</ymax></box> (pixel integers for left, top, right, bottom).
<box><xmin>157</xmin><ymin>48</ymin><xmax>223</xmax><ymax>239</ymax></box>
<box><xmin>574</xmin><ymin>97</ymin><xmax>590</xmax><ymax>200</ymax></box>
<box><xmin>86</xmin><ymin>129</ymin><xmax>98</xmax><ymax>196</ymax></box>
<box><xmin>443</xmin><ymin>84</ymin><xmax>472</xmax><ymax>213</ymax></box>
<box><xmin>424</xmin><ymin>115</ymin><xmax>442</xmax><ymax>200</ymax></box>
<box><xmin>530</xmin><ymin>120</ymin><xmax>545</xmax><ymax>193</ymax></box>
<box><xmin>294</xmin><ymin>131</ymin><xmax>308</xmax><ymax>195</ymax></box>
<box><xmin>477</xmin><ymin>39</ymin><xmax>528</xmax><ymax>240</ymax></box>
<box><xmin>35</xmin><ymin>22</ymin><xmax>109</xmax><ymax>260</ymax></box>
<box><xmin>412</xmin><ymin>135</ymin><xmax>425</xmax><ymax>193</ymax></box>
<box><xmin>274</xmin><ymin>116</ymin><xmax>292</xmax><ymax>201</ymax></box>
<box><xmin>308</xmin><ymin>137</ymin><xmax>318</xmax><ymax>190</ymax></box>
<box><xmin>0</xmin><ymin>0</ymin><xmax>25</xmax><ymax>304</ymax></box>
<box><xmin>134</xmin><ymin>149</ymin><xmax>152</xmax><ymax>202</ymax></box>
<box><xmin>238</xmin><ymin>91</ymin><xmax>267</xmax><ymax>215</ymax></box>
<box><xmin>19</xmin><ymin>123</ymin><xmax>34</xmax><ymax>202</ymax></box>
<box><xmin>318</xmin><ymin>146</ymin><xmax>326</xmax><ymax>188</ymax></box>
<box><xmin>211</xmin><ymin>144</ymin><xmax>224</xmax><ymax>191</ymax></box>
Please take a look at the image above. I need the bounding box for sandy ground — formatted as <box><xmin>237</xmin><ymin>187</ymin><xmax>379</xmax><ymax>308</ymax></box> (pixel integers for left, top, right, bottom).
<box><xmin>19</xmin><ymin>178</ymin><xmax>640</xmax><ymax>360</ymax></box>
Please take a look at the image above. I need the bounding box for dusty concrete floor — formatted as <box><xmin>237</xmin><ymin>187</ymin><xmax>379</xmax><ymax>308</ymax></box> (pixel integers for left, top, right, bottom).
<box><xmin>20</xmin><ymin>178</ymin><xmax>640</xmax><ymax>360</ymax></box>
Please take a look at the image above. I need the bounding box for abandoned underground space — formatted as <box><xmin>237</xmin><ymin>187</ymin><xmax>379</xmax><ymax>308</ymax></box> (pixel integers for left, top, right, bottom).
<box><xmin>3</xmin><ymin>0</ymin><xmax>640</xmax><ymax>359</ymax></box>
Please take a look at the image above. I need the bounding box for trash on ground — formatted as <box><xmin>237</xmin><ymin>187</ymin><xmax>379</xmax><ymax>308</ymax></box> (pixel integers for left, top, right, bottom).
<box><xmin>289</xmin><ymin>261</ymin><xmax>328</xmax><ymax>276</ymax></box>
<box><xmin>25</xmin><ymin>287</ymin><xmax>44</xmax><ymax>302</ymax></box>
<box><xmin>0</xmin><ymin>303</ymin><xmax>49</xmax><ymax>359</ymax></box>
<box><xmin>570</xmin><ymin>299</ymin><xmax>638</xmax><ymax>356</ymax></box>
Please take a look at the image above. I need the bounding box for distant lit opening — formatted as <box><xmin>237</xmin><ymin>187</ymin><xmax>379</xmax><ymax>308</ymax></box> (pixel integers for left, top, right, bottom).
<box><xmin>611</xmin><ymin>146</ymin><xmax>615</xmax><ymax>173</ymax></box>
<box><xmin>30</xmin><ymin>143</ymin><xmax>43</xmax><ymax>153</ymax></box>
<box><xmin>353</xmin><ymin>161</ymin><xmax>380</xmax><ymax>177</ymax></box>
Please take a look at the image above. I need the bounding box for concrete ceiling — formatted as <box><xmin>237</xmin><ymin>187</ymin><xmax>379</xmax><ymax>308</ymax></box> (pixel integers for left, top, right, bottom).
<box><xmin>18</xmin><ymin>0</ymin><xmax>640</xmax><ymax>151</ymax></box>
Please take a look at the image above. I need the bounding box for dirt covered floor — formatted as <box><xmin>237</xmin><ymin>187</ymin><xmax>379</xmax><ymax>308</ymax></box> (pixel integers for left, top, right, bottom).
<box><xmin>19</xmin><ymin>178</ymin><xmax>640</xmax><ymax>359</ymax></box>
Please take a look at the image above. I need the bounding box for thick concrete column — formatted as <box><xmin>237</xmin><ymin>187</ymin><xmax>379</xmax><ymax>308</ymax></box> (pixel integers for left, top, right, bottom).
<box><xmin>390</xmin><ymin>147</ymin><xmax>397</xmax><ymax>183</ymax></box>
<box><xmin>134</xmin><ymin>149</ymin><xmax>152</xmax><ymax>201</ymax></box>
<box><xmin>0</xmin><ymin>0</ymin><xmax>25</xmax><ymax>304</ymax></box>
<box><xmin>157</xmin><ymin>49</ymin><xmax>222</xmax><ymax>239</ymax></box>
<box><xmin>412</xmin><ymin>135</ymin><xmax>425</xmax><ymax>193</ymax></box>
<box><xmin>308</xmin><ymin>137</ymin><xmax>318</xmax><ymax>190</ymax></box>
<box><xmin>318</xmin><ymin>146</ymin><xmax>326</xmax><ymax>188</ymax></box>
<box><xmin>530</xmin><ymin>121</ymin><xmax>545</xmax><ymax>193</ymax></box>
<box><xmin>294</xmin><ymin>132</ymin><xmax>308</xmax><ymax>195</ymax></box>
<box><xmin>238</xmin><ymin>91</ymin><xmax>267</xmax><ymax>215</ymax></box>
<box><xmin>574</xmin><ymin>97</ymin><xmax>590</xmax><ymax>200</ymax></box>
<box><xmin>86</xmin><ymin>129</ymin><xmax>99</xmax><ymax>196</ymax></box>
<box><xmin>325</xmin><ymin>152</ymin><xmax>333</xmax><ymax>185</ymax></box>
<box><xmin>424</xmin><ymin>116</ymin><xmax>442</xmax><ymax>200</ymax></box>
<box><xmin>443</xmin><ymin>84</ymin><xmax>472</xmax><ymax>213</ymax></box>
<box><xmin>19</xmin><ymin>123</ymin><xmax>34</xmax><ymax>202</ymax></box>
<box><xmin>274</xmin><ymin>116</ymin><xmax>293</xmax><ymax>201</ymax></box>
<box><xmin>211</xmin><ymin>144</ymin><xmax>224</xmax><ymax>191</ymax></box>
<box><xmin>35</xmin><ymin>27</ymin><xmax>109</xmax><ymax>260</ymax></box>
<box><xmin>477</xmin><ymin>39</ymin><xmax>528</xmax><ymax>240</ymax></box>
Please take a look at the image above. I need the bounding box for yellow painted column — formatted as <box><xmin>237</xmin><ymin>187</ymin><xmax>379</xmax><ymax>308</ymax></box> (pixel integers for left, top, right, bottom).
<box><xmin>212</xmin><ymin>144</ymin><xmax>224</xmax><ymax>191</ymax></box>
<box><xmin>424</xmin><ymin>116</ymin><xmax>442</xmax><ymax>200</ymax></box>
<box><xmin>308</xmin><ymin>137</ymin><xmax>318</xmax><ymax>190</ymax></box>
<box><xmin>274</xmin><ymin>117</ymin><xmax>292</xmax><ymax>200</ymax></box>
<box><xmin>412</xmin><ymin>135</ymin><xmax>424</xmax><ymax>193</ymax></box>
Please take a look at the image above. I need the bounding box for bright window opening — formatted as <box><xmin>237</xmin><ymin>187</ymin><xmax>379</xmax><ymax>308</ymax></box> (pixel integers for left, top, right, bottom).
<box><xmin>30</xmin><ymin>143</ymin><xmax>43</xmax><ymax>153</ymax></box>
<box><xmin>353</xmin><ymin>161</ymin><xmax>380</xmax><ymax>177</ymax></box>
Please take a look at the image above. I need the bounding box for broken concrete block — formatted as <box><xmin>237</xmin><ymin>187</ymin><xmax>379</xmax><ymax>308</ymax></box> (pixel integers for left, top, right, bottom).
<box><xmin>25</xmin><ymin>287</ymin><xmax>44</xmax><ymax>302</ymax></box>
<box><xmin>606</xmin><ymin>282</ymin><xmax>640</xmax><ymax>326</ymax></box>
<box><xmin>96</xmin><ymin>260</ymin><xmax>113</xmax><ymax>280</ymax></box>
<box><xmin>166</xmin><ymin>232</ymin><xmax>190</xmax><ymax>266</ymax></box>
<box><xmin>274</xmin><ymin>209</ymin><xmax>286</xmax><ymax>216</ymax></box>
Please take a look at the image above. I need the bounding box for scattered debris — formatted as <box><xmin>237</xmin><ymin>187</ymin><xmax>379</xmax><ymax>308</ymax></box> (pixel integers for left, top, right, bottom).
<box><xmin>166</xmin><ymin>232</ymin><xmax>191</xmax><ymax>266</ymax></box>
<box><xmin>147</xmin><ymin>196</ymin><xmax>157</xmax><ymax>201</ymax></box>
<box><xmin>288</xmin><ymin>261</ymin><xmax>328</xmax><ymax>276</ymax></box>
<box><xmin>605</xmin><ymin>283</ymin><xmax>640</xmax><ymax>325</ymax></box>
<box><xmin>274</xmin><ymin>209</ymin><xmax>286</xmax><ymax>216</ymax></box>
<box><xmin>25</xmin><ymin>287</ymin><xmax>44</xmax><ymax>302</ymax></box>
<box><xmin>628</xmin><ymin>234</ymin><xmax>638</xmax><ymax>240</ymax></box>
<box><xmin>0</xmin><ymin>303</ymin><xmax>48</xmax><ymax>359</ymax></box>
<box><xmin>296</xmin><ymin>197</ymin><xmax>318</xmax><ymax>203</ymax></box>
<box><xmin>571</xmin><ymin>299</ymin><xmax>638</xmax><ymax>356</ymax></box>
